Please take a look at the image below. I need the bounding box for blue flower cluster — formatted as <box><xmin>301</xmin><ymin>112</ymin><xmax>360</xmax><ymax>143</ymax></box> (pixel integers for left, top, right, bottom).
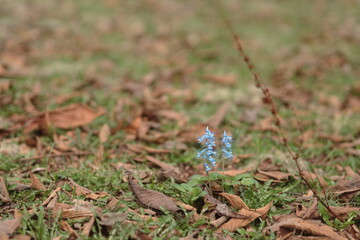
<box><xmin>197</xmin><ymin>126</ymin><xmax>217</xmax><ymax>172</ymax></box>
<box><xmin>197</xmin><ymin>126</ymin><xmax>233</xmax><ymax>172</ymax></box>
<box><xmin>221</xmin><ymin>131</ymin><xmax>233</xmax><ymax>160</ymax></box>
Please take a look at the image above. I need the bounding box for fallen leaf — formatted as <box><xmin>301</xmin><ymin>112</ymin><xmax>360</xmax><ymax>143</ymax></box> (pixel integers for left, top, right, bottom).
<box><xmin>318</xmin><ymin>133</ymin><xmax>351</xmax><ymax>143</ymax></box>
<box><xmin>126</xmin><ymin>143</ymin><xmax>172</xmax><ymax>154</ymax></box>
<box><xmin>41</xmin><ymin>188</ymin><xmax>60</xmax><ymax>209</ymax></box>
<box><xmin>82</xmin><ymin>216</ymin><xmax>95</xmax><ymax>237</ymax></box>
<box><xmin>302</xmin><ymin>171</ymin><xmax>328</xmax><ymax>189</ymax></box>
<box><xmin>99</xmin><ymin>212</ymin><xmax>128</xmax><ymax>226</ymax></box>
<box><xmin>205</xmin><ymin>193</ymin><xmax>248</xmax><ymax>219</ymax></box>
<box><xmin>220</xmin><ymin>192</ymin><xmax>249</xmax><ymax>210</ymax></box>
<box><xmin>99</xmin><ymin>124</ymin><xmax>111</xmax><ymax>143</ymax></box>
<box><xmin>145</xmin><ymin>156</ymin><xmax>186</xmax><ymax>182</ymax></box>
<box><xmin>217</xmin><ymin>201</ymin><xmax>272</xmax><ymax>233</ymax></box>
<box><xmin>12</xmin><ymin>235</ymin><xmax>31</xmax><ymax>240</ymax></box>
<box><xmin>60</xmin><ymin>220</ymin><xmax>78</xmax><ymax>238</ymax></box>
<box><xmin>23</xmin><ymin>103</ymin><xmax>104</xmax><ymax>133</ymax></box>
<box><xmin>0</xmin><ymin>80</ymin><xmax>11</xmax><ymax>92</ymax></box>
<box><xmin>344</xmin><ymin>166</ymin><xmax>358</xmax><ymax>177</ymax></box>
<box><xmin>296</xmin><ymin>199</ymin><xmax>318</xmax><ymax>219</ymax></box>
<box><xmin>257</xmin><ymin>169</ymin><xmax>293</xmax><ymax>181</ymax></box>
<box><xmin>330</xmin><ymin>176</ymin><xmax>360</xmax><ymax>195</ymax></box>
<box><xmin>145</xmin><ymin>155</ymin><xmax>178</xmax><ymax>172</ymax></box>
<box><xmin>0</xmin><ymin>210</ymin><xmax>22</xmax><ymax>239</ymax></box>
<box><xmin>68</xmin><ymin>178</ymin><xmax>101</xmax><ymax>200</ymax></box>
<box><xmin>204</xmin><ymin>74</ymin><xmax>237</xmax><ymax>86</ymax></box>
<box><xmin>128</xmin><ymin>175</ymin><xmax>180</xmax><ymax>213</ymax></box>
<box><xmin>157</xmin><ymin>109</ymin><xmax>188</xmax><ymax>127</ymax></box>
<box><xmin>346</xmin><ymin>148</ymin><xmax>360</xmax><ymax>157</ymax></box>
<box><xmin>53</xmin><ymin>203</ymin><xmax>94</xmax><ymax>219</ymax></box>
<box><xmin>0</xmin><ymin>177</ymin><xmax>10</xmax><ymax>202</ymax></box>
<box><xmin>29</xmin><ymin>173</ymin><xmax>46</xmax><ymax>191</ymax></box>
<box><xmin>264</xmin><ymin>214</ymin><xmax>347</xmax><ymax>240</ymax></box>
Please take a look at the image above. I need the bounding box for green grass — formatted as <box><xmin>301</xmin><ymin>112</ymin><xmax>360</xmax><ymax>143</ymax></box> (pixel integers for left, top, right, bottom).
<box><xmin>1</xmin><ymin>0</ymin><xmax>360</xmax><ymax>239</ymax></box>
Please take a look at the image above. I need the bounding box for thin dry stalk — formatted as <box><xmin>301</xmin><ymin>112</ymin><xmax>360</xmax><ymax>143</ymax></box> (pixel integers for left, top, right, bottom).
<box><xmin>209</xmin><ymin>0</ymin><xmax>344</xmax><ymax>223</ymax></box>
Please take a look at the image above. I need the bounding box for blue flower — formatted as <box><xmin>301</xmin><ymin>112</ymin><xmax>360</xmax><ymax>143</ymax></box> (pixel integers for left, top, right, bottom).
<box><xmin>198</xmin><ymin>126</ymin><xmax>217</xmax><ymax>172</ymax></box>
<box><xmin>221</xmin><ymin>131</ymin><xmax>233</xmax><ymax>160</ymax></box>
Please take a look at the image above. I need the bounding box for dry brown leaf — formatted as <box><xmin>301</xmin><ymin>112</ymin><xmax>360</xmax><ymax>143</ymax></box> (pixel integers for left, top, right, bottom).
<box><xmin>82</xmin><ymin>216</ymin><xmax>95</xmax><ymax>237</ymax></box>
<box><xmin>99</xmin><ymin>124</ymin><xmax>111</xmax><ymax>143</ymax></box>
<box><xmin>297</xmin><ymin>199</ymin><xmax>318</xmax><ymax>219</ymax></box>
<box><xmin>41</xmin><ymin>187</ymin><xmax>61</xmax><ymax>209</ymax></box>
<box><xmin>0</xmin><ymin>80</ymin><xmax>11</xmax><ymax>92</ymax></box>
<box><xmin>99</xmin><ymin>212</ymin><xmax>128</xmax><ymax>226</ymax></box>
<box><xmin>128</xmin><ymin>175</ymin><xmax>180</xmax><ymax>213</ymax></box>
<box><xmin>0</xmin><ymin>177</ymin><xmax>10</xmax><ymax>203</ymax></box>
<box><xmin>220</xmin><ymin>192</ymin><xmax>249</xmax><ymax>210</ymax></box>
<box><xmin>302</xmin><ymin>171</ymin><xmax>327</xmax><ymax>189</ymax></box>
<box><xmin>318</xmin><ymin>133</ymin><xmax>350</xmax><ymax>143</ymax></box>
<box><xmin>297</xmin><ymin>200</ymin><xmax>360</xmax><ymax>220</ymax></box>
<box><xmin>177</xmin><ymin>123</ymin><xmax>208</xmax><ymax>143</ymax></box>
<box><xmin>264</xmin><ymin>215</ymin><xmax>347</xmax><ymax>240</ymax></box>
<box><xmin>11</xmin><ymin>235</ymin><xmax>31</xmax><ymax>240</ymax></box>
<box><xmin>217</xmin><ymin>201</ymin><xmax>273</xmax><ymax>233</ymax></box>
<box><xmin>145</xmin><ymin>156</ymin><xmax>178</xmax><ymax>172</ymax></box>
<box><xmin>29</xmin><ymin>173</ymin><xmax>46</xmax><ymax>191</ymax></box>
<box><xmin>157</xmin><ymin>109</ymin><xmax>188</xmax><ymax>127</ymax></box>
<box><xmin>60</xmin><ymin>220</ymin><xmax>78</xmax><ymax>238</ymax></box>
<box><xmin>344</xmin><ymin>166</ymin><xmax>358</xmax><ymax>177</ymax></box>
<box><xmin>68</xmin><ymin>178</ymin><xmax>101</xmax><ymax>200</ymax></box>
<box><xmin>346</xmin><ymin>148</ymin><xmax>360</xmax><ymax>157</ymax></box>
<box><xmin>251</xmin><ymin>117</ymin><xmax>277</xmax><ymax>133</ymax></box>
<box><xmin>126</xmin><ymin>144</ymin><xmax>171</xmax><ymax>154</ymax></box>
<box><xmin>24</xmin><ymin>103</ymin><xmax>104</xmax><ymax>133</ymax></box>
<box><xmin>53</xmin><ymin>203</ymin><xmax>93</xmax><ymax>219</ymax></box>
<box><xmin>205</xmin><ymin>193</ymin><xmax>248</xmax><ymax>219</ymax></box>
<box><xmin>257</xmin><ymin>169</ymin><xmax>293</xmax><ymax>181</ymax></box>
<box><xmin>204</xmin><ymin>74</ymin><xmax>237</xmax><ymax>86</ymax></box>
<box><xmin>215</xmin><ymin>168</ymin><xmax>252</xmax><ymax>177</ymax></box>
<box><xmin>0</xmin><ymin>210</ymin><xmax>22</xmax><ymax>239</ymax></box>
<box><xmin>330</xmin><ymin>176</ymin><xmax>360</xmax><ymax>195</ymax></box>
<box><xmin>145</xmin><ymin>156</ymin><xmax>186</xmax><ymax>182</ymax></box>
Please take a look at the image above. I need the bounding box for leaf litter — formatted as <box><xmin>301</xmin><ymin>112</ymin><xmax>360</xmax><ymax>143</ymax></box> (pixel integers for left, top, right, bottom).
<box><xmin>0</xmin><ymin>0</ymin><xmax>359</xmax><ymax>239</ymax></box>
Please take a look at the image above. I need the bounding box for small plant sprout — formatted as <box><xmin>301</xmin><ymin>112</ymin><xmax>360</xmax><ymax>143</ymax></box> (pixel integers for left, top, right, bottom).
<box><xmin>197</xmin><ymin>126</ymin><xmax>217</xmax><ymax>172</ymax></box>
<box><xmin>221</xmin><ymin>130</ymin><xmax>233</xmax><ymax>171</ymax></box>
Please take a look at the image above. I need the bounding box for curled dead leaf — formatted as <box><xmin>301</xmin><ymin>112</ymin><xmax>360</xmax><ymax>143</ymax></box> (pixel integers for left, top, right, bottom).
<box><xmin>257</xmin><ymin>169</ymin><xmax>293</xmax><ymax>181</ymax></box>
<box><xmin>205</xmin><ymin>193</ymin><xmax>248</xmax><ymax>219</ymax></box>
<box><xmin>99</xmin><ymin>124</ymin><xmax>111</xmax><ymax>143</ymax></box>
<box><xmin>220</xmin><ymin>192</ymin><xmax>249</xmax><ymax>210</ymax></box>
<box><xmin>128</xmin><ymin>175</ymin><xmax>180</xmax><ymax>213</ymax></box>
<box><xmin>0</xmin><ymin>177</ymin><xmax>11</xmax><ymax>202</ymax></box>
<box><xmin>330</xmin><ymin>176</ymin><xmax>360</xmax><ymax>202</ymax></box>
<box><xmin>216</xmin><ymin>199</ymin><xmax>273</xmax><ymax>233</ymax></box>
<box><xmin>0</xmin><ymin>210</ymin><xmax>22</xmax><ymax>239</ymax></box>
<box><xmin>99</xmin><ymin>212</ymin><xmax>128</xmax><ymax>226</ymax></box>
<box><xmin>126</xmin><ymin>144</ymin><xmax>171</xmax><ymax>154</ymax></box>
<box><xmin>264</xmin><ymin>215</ymin><xmax>347</xmax><ymax>240</ymax></box>
<box><xmin>23</xmin><ymin>103</ymin><xmax>104</xmax><ymax>133</ymax></box>
<box><xmin>204</xmin><ymin>74</ymin><xmax>237</xmax><ymax>86</ymax></box>
<box><xmin>30</xmin><ymin>173</ymin><xmax>46</xmax><ymax>191</ymax></box>
<box><xmin>82</xmin><ymin>216</ymin><xmax>95</xmax><ymax>237</ymax></box>
<box><xmin>67</xmin><ymin>178</ymin><xmax>102</xmax><ymax>200</ymax></box>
